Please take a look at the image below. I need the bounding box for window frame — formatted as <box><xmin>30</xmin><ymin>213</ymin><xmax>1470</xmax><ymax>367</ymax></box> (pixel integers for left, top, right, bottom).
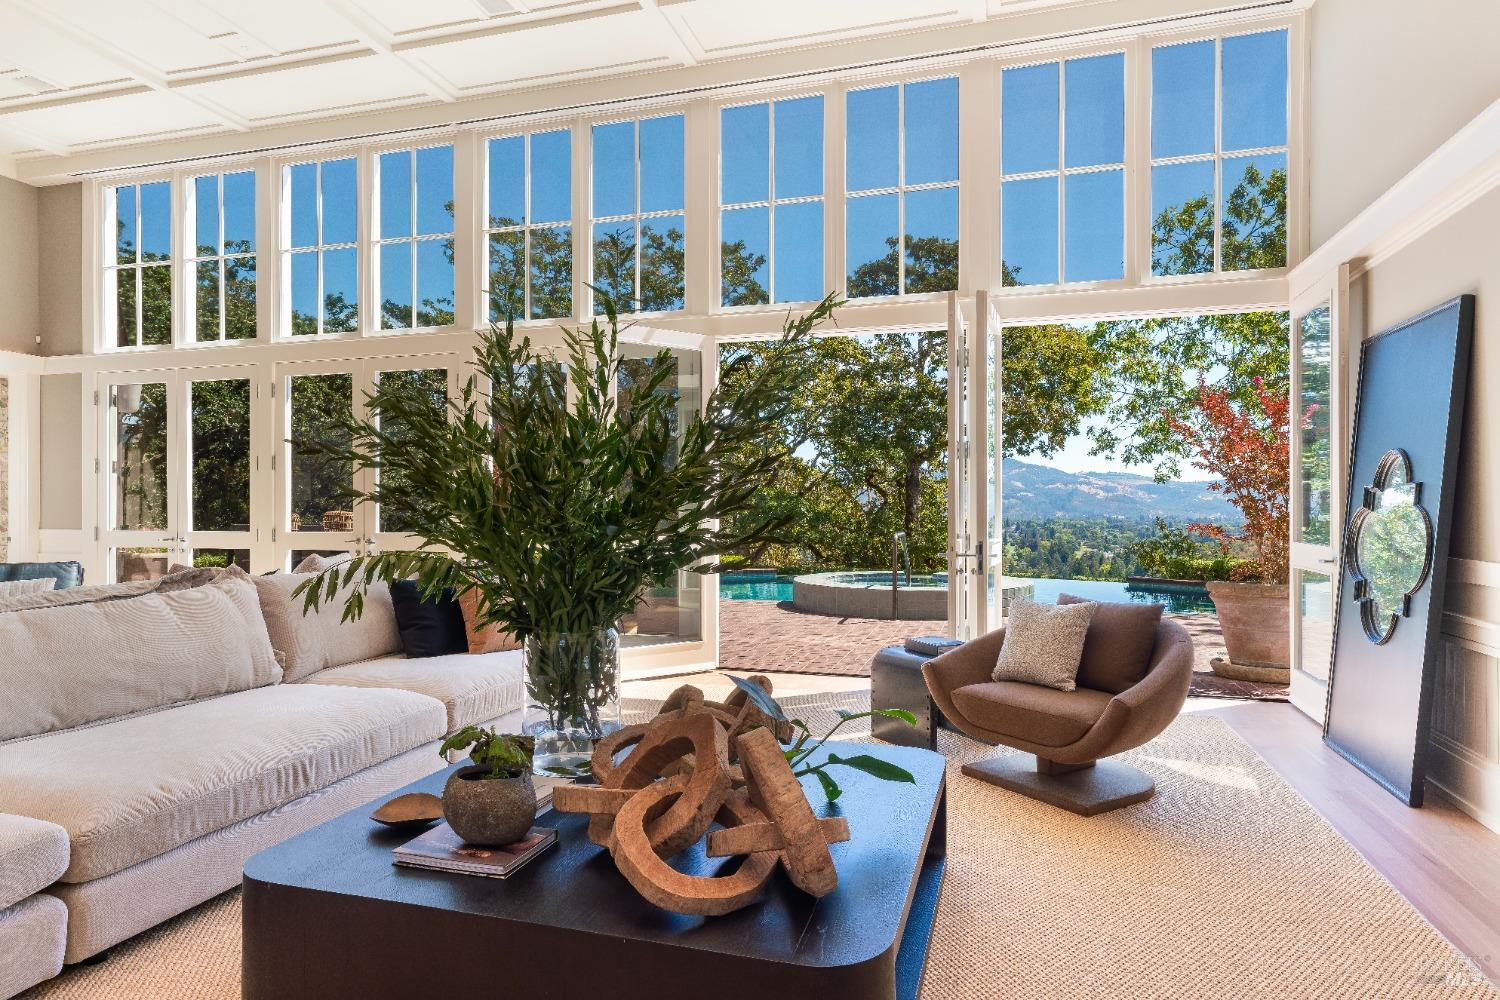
<box><xmin>842</xmin><ymin>72</ymin><xmax>962</xmax><ymax>301</ymax></box>
<box><xmin>481</xmin><ymin>125</ymin><xmax>577</xmax><ymax>324</ymax></box>
<box><xmin>370</xmin><ymin>138</ymin><xmax>459</xmax><ymax>334</ymax></box>
<box><xmin>185</xmin><ymin>169</ymin><xmax>259</xmax><ymax>344</ymax></box>
<box><xmin>279</xmin><ymin>152</ymin><xmax>363</xmax><ymax>340</ymax></box>
<box><xmin>1145</xmin><ymin>24</ymin><xmax>1293</xmax><ymax>281</ymax></box>
<box><xmin>102</xmin><ymin>173</ymin><xmax>176</xmax><ymax>351</ymax></box>
<box><xmin>997</xmin><ymin>47</ymin><xmax>1129</xmax><ymax>291</ymax></box>
<box><xmin>717</xmin><ymin>91</ymin><xmax>827</xmax><ymax>309</ymax></box>
<box><xmin>588</xmin><ymin>111</ymin><xmax>689</xmax><ymax>317</ymax></box>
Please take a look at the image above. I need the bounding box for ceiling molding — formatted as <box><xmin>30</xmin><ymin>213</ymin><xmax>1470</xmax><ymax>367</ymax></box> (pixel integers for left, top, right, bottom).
<box><xmin>1</xmin><ymin>0</ymin><xmax>1301</xmax><ymax>183</ymax></box>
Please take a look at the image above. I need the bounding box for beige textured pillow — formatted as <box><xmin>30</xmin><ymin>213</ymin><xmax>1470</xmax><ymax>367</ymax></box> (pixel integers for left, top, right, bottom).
<box><xmin>0</xmin><ymin>578</ymin><xmax>55</xmax><ymax>598</ymax></box>
<box><xmin>293</xmin><ymin>552</ymin><xmax>353</xmax><ymax>574</ymax></box>
<box><xmin>992</xmin><ymin>598</ymin><xmax>1098</xmax><ymax>691</ymax></box>
<box><xmin>457</xmin><ymin>587</ymin><xmax>521</xmax><ymax>654</ymax></box>
<box><xmin>0</xmin><ymin>570</ymin><xmax>282</xmax><ymax>741</ymax></box>
<box><xmin>252</xmin><ymin>571</ymin><xmax>401</xmax><ymax>680</ymax></box>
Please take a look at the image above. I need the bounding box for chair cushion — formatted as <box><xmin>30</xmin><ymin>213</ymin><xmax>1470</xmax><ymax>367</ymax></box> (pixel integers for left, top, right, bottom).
<box><xmin>0</xmin><ymin>685</ymin><xmax>446</xmax><ymax>883</ymax></box>
<box><xmin>252</xmin><ymin>572</ymin><xmax>401</xmax><ymax>681</ymax></box>
<box><xmin>951</xmin><ymin>681</ymin><xmax>1113</xmax><ymax>748</ymax></box>
<box><xmin>300</xmin><ymin>651</ymin><xmax>525</xmax><ymax>733</ymax></box>
<box><xmin>390</xmin><ymin>581</ymin><xmax>469</xmax><ymax>658</ymax></box>
<box><xmin>991</xmin><ymin>598</ymin><xmax>1097</xmax><ymax>691</ymax></box>
<box><xmin>0</xmin><ymin>561</ymin><xmax>83</xmax><ymax>589</ymax></box>
<box><xmin>0</xmin><ymin>814</ymin><xmax>69</xmax><ymax>910</ymax></box>
<box><xmin>1058</xmin><ymin>594</ymin><xmax>1165</xmax><ymax>694</ymax></box>
<box><xmin>0</xmin><ymin>569</ymin><xmax>282</xmax><ymax>742</ymax></box>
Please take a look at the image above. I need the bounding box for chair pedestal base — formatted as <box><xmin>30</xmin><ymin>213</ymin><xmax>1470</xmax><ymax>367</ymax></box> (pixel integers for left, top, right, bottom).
<box><xmin>961</xmin><ymin>755</ymin><xmax>1155</xmax><ymax>816</ymax></box>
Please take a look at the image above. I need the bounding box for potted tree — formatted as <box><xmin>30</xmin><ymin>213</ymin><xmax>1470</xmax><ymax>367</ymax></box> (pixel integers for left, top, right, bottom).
<box><xmin>293</xmin><ymin>292</ymin><xmax>841</xmax><ymax>775</ymax></box>
<box><xmin>1167</xmin><ymin>378</ymin><xmax>1296</xmax><ymax>676</ymax></box>
<box><xmin>437</xmin><ymin>728</ymin><xmax>535</xmax><ymax>846</ymax></box>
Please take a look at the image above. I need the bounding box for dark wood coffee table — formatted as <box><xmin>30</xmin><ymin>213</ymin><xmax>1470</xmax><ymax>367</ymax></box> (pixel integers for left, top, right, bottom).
<box><xmin>243</xmin><ymin>740</ymin><xmax>946</xmax><ymax>1000</ymax></box>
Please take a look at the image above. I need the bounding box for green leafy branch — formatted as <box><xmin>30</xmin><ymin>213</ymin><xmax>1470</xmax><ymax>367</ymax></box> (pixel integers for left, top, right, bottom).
<box><xmin>725</xmin><ymin>675</ymin><xmax>917</xmax><ymax>802</ymax></box>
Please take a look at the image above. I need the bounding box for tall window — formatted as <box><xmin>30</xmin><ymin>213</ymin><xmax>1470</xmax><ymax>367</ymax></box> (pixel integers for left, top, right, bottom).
<box><xmin>376</xmin><ymin>144</ymin><xmax>455</xmax><ymax>330</ymax></box>
<box><xmin>1001</xmin><ymin>54</ymin><xmax>1124</xmax><ymax>286</ymax></box>
<box><xmin>719</xmin><ymin>96</ymin><xmax>824</xmax><ymax>306</ymax></box>
<box><xmin>106</xmin><ymin>181</ymin><xmax>172</xmax><ymax>347</ymax></box>
<box><xmin>845</xmin><ymin>77</ymin><xmax>959</xmax><ymax>298</ymax></box>
<box><xmin>189</xmin><ymin>171</ymin><xmax>257</xmax><ymax>341</ymax></box>
<box><xmin>1151</xmin><ymin>29</ymin><xmax>1288</xmax><ymax>275</ymax></box>
<box><xmin>486</xmin><ymin>129</ymin><xmax>573</xmax><ymax>321</ymax></box>
<box><xmin>591</xmin><ymin>115</ymin><xmax>685</xmax><ymax>313</ymax></box>
<box><xmin>285</xmin><ymin>156</ymin><xmax>359</xmax><ymax>336</ymax></box>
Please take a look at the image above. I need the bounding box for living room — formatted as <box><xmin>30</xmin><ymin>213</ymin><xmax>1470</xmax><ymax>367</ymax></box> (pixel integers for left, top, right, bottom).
<box><xmin>1</xmin><ymin>0</ymin><xmax>1499</xmax><ymax>997</ymax></box>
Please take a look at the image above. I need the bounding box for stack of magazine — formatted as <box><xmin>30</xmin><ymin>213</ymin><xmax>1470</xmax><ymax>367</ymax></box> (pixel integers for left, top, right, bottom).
<box><xmin>391</xmin><ymin>773</ymin><xmax>571</xmax><ymax>879</ymax></box>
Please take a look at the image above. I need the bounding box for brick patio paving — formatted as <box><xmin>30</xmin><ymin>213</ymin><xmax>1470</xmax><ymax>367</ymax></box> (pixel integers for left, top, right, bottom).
<box><xmin>717</xmin><ymin>598</ymin><xmax>1285</xmax><ymax>699</ymax></box>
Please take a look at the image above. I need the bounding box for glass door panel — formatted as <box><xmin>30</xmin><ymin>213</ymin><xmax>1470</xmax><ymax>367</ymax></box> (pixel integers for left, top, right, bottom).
<box><xmin>104</xmin><ymin>377</ymin><xmax>179</xmax><ymax>580</ymax></box>
<box><xmin>1288</xmin><ymin>270</ymin><xmax>1347</xmax><ymax>720</ymax></box>
<box><xmin>617</xmin><ymin>339</ymin><xmax>704</xmax><ymax>649</ymax></box>
<box><xmin>946</xmin><ymin>292</ymin><xmax>982</xmax><ymax>639</ymax></box>
<box><xmin>369</xmin><ymin>361</ymin><xmax>459</xmax><ymax>554</ymax></box>
<box><xmin>277</xmin><ymin>365</ymin><xmax>360</xmax><ymax>569</ymax></box>
<box><xmin>185</xmin><ymin>373</ymin><xmax>254</xmax><ymax>571</ymax></box>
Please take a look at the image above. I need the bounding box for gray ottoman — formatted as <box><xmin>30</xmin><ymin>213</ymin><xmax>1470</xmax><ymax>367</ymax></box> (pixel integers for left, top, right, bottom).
<box><xmin>871</xmin><ymin>636</ymin><xmax>963</xmax><ymax>748</ymax></box>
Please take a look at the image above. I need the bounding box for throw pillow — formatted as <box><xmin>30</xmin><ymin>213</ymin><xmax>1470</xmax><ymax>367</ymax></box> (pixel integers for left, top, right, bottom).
<box><xmin>1057</xmin><ymin>593</ymin><xmax>1164</xmax><ymax>693</ymax></box>
<box><xmin>293</xmin><ymin>552</ymin><xmax>354</xmax><ymax>574</ymax></box>
<box><xmin>251</xmin><ymin>572</ymin><xmax>402</xmax><ymax>680</ymax></box>
<box><xmin>992</xmin><ymin>598</ymin><xmax>1098</xmax><ymax>691</ymax></box>
<box><xmin>390</xmin><ymin>581</ymin><xmax>469</xmax><ymax>658</ymax></box>
<box><xmin>457</xmin><ymin>587</ymin><xmax>521</xmax><ymax>654</ymax></box>
<box><xmin>0</xmin><ymin>578</ymin><xmax>55</xmax><ymax>598</ymax></box>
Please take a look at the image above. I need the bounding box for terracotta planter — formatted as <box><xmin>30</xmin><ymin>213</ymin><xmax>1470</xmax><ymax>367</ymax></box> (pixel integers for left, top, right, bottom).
<box><xmin>1206</xmin><ymin>581</ymin><xmax>1290</xmax><ymax>669</ymax></box>
<box><xmin>441</xmin><ymin>766</ymin><xmax>535</xmax><ymax>846</ymax></box>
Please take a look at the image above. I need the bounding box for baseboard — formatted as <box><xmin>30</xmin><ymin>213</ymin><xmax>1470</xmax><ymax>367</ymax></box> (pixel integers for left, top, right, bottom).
<box><xmin>1427</xmin><ymin>733</ymin><xmax>1500</xmax><ymax>835</ymax></box>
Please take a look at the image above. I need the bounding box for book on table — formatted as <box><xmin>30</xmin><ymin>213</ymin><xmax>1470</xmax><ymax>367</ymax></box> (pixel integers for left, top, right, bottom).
<box><xmin>394</xmin><ymin>824</ymin><xmax>557</xmax><ymax>879</ymax></box>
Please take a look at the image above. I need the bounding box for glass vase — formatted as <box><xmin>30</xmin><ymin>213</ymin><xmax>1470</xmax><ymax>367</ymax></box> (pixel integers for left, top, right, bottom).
<box><xmin>522</xmin><ymin>628</ymin><xmax>621</xmax><ymax>777</ymax></box>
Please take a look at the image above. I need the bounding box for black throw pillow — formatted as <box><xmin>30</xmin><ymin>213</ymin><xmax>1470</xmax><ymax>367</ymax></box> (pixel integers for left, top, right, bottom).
<box><xmin>390</xmin><ymin>580</ymin><xmax>469</xmax><ymax>658</ymax></box>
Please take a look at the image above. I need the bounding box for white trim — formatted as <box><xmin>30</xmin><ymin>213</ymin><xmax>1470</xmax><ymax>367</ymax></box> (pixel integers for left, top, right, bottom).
<box><xmin>1292</xmin><ymin>95</ymin><xmax>1500</xmax><ymax>298</ymax></box>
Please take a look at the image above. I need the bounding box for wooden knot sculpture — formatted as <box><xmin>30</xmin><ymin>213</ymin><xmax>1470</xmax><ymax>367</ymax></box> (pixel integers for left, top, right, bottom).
<box><xmin>551</xmin><ymin>678</ymin><xmax>850</xmax><ymax>916</ymax></box>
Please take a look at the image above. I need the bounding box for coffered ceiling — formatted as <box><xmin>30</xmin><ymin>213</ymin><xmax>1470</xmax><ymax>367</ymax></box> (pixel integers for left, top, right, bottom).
<box><xmin>0</xmin><ymin>0</ymin><xmax>1290</xmax><ymax>180</ymax></box>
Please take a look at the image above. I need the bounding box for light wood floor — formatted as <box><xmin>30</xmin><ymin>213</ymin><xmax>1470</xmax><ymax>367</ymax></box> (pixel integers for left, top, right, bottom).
<box><xmin>1209</xmin><ymin>700</ymin><xmax>1500</xmax><ymax>985</ymax></box>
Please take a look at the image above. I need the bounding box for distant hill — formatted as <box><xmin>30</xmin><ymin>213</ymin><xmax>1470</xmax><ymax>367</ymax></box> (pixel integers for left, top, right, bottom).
<box><xmin>1002</xmin><ymin>458</ymin><xmax>1240</xmax><ymax>525</ymax></box>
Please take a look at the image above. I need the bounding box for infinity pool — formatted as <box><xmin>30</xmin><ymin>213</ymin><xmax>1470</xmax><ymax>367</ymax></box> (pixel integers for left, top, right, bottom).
<box><xmin>719</xmin><ymin>572</ymin><xmax>1216</xmax><ymax>615</ymax></box>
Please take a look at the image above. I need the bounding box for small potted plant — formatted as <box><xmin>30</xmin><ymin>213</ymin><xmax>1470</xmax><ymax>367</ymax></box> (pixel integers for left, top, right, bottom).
<box><xmin>437</xmin><ymin>728</ymin><xmax>536</xmax><ymax>846</ymax></box>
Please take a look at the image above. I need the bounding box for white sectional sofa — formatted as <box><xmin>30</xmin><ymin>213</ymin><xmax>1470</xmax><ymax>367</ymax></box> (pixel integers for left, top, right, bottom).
<box><xmin>0</xmin><ymin>566</ymin><xmax>523</xmax><ymax>996</ymax></box>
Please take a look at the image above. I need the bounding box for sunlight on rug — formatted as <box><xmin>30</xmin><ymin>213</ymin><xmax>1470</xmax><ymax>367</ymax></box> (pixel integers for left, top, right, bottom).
<box><xmin>25</xmin><ymin>695</ymin><xmax>1494</xmax><ymax>999</ymax></box>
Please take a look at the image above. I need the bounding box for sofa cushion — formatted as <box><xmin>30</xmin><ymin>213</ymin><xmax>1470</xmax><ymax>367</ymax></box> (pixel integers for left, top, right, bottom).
<box><xmin>252</xmin><ymin>572</ymin><xmax>401</xmax><ymax>681</ymax></box>
<box><xmin>0</xmin><ymin>685</ymin><xmax>446</xmax><ymax>883</ymax></box>
<box><xmin>951</xmin><ymin>681</ymin><xmax>1112</xmax><ymax>748</ymax></box>
<box><xmin>390</xmin><ymin>581</ymin><xmax>469</xmax><ymax>658</ymax></box>
<box><xmin>0</xmin><ymin>566</ymin><xmax>219</xmax><ymax>615</ymax></box>
<box><xmin>1058</xmin><ymin>593</ymin><xmax>1165</xmax><ymax>694</ymax></box>
<box><xmin>301</xmin><ymin>651</ymin><xmax>525</xmax><ymax>733</ymax></box>
<box><xmin>0</xmin><ymin>570</ymin><xmax>282</xmax><ymax>742</ymax></box>
<box><xmin>0</xmin><ymin>894</ymin><xmax>66</xmax><ymax>999</ymax></box>
<box><xmin>0</xmin><ymin>561</ymin><xmax>83</xmax><ymax>589</ymax></box>
<box><xmin>0</xmin><ymin>814</ymin><xmax>69</xmax><ymax>910</ymax></box>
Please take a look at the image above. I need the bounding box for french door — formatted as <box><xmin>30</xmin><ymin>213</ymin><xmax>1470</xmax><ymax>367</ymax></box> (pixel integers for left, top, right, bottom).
<box><xmin>1287</xmin><ymin>266</ymin><xmax>1351</xmax><ymax>720</ymax></box>
<box><xmin>613</xmin><ymin>325</ymin><xmax>717</xmax><ymax>674</ymax></box>
<box><xmin>947</xmin><ymin>291</ymin><xmax>1004</xmax><ymax>640</ymax></box>
<box><xmin>272</xmin><ymin>354</ymin><xmax>462</xmax><ymax>571</ymax></box>
<box><xmin>99</xmin><ymin>365</ymin><xmax>260</xmax><ymax>580</ymax></box>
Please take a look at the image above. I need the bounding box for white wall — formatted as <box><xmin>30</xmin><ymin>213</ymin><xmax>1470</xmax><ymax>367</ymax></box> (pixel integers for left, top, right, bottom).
<box><xmin>38</xmin><ymin>184</ymin><xmax>83</xmax><ymax>357</ymax></box>
<box><xmin>1308</xmin><ymin>0</ymin><xmax>1500</xmax><ymax>248</ymax></box>
<box><xmin>38</xmin><ymin>372</ymin><xmax>82</xmax><ymax>532</ymax></box>
<box><xmin>0</xmin><ymin>174</ymin><xmax>39</xmax><ymax>355</ymax></box>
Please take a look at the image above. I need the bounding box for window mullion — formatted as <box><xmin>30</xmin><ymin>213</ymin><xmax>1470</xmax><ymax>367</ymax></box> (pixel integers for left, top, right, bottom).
<box><xmin>1213</xmin><ymin>37</ymin><xmax>1224</xmax><ymax>273</ymax></box>
<box><xmin>1056</xmin><ymin>61</ymin><xmax>1067</xmax><ymax>285</ymax></box>
<box><xmin>896</xmin><ymin>83</ymin><xmax>906</xmax><ymax>295</ymax></box>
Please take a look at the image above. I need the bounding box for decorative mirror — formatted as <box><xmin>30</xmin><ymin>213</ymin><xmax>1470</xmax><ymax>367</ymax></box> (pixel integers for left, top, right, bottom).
<box><xmin>1344</xmin><ymin>449</ymin><xmax>1433</xmax><ymax>644</ymax></box>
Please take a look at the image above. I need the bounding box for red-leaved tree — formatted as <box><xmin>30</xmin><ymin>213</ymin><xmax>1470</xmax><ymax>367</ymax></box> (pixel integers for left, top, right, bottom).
<box><xmin>1165</xmin><ymin>377</ymin><xmax>1301</xmax><ymax>585</ymax></box>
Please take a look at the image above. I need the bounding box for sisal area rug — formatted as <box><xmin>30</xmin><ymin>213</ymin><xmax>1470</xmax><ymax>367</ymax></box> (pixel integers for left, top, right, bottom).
<box><xmin>25</xmin><ymin>693</ymin><xmax>1492</xmax><ymax>999</ymax></box>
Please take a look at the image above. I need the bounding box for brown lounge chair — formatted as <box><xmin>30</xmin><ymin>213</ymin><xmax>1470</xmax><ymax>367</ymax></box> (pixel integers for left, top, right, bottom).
<box><xmin>922</xmin><ymin>618</ymin><xmax>1194</xmax><ymax>815</ymax></box>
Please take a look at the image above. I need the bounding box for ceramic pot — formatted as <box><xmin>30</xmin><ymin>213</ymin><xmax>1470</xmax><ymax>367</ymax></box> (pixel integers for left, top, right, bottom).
<box><xmin>441</xmin><ymin>766</ymin><xmax>535</xmax><ymax>846</ymax></box>
<box><xmin>1206</xmin><ymin>581</ymin><xmax>1290</xmax><ymax>668</ymax></box>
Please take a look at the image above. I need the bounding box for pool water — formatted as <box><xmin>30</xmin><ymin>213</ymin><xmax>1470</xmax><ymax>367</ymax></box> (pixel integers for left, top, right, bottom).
<box><xmin>718</xmin><ymin>572</ymin><xmax>1216</xmax><ymax>615</ymax></box>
